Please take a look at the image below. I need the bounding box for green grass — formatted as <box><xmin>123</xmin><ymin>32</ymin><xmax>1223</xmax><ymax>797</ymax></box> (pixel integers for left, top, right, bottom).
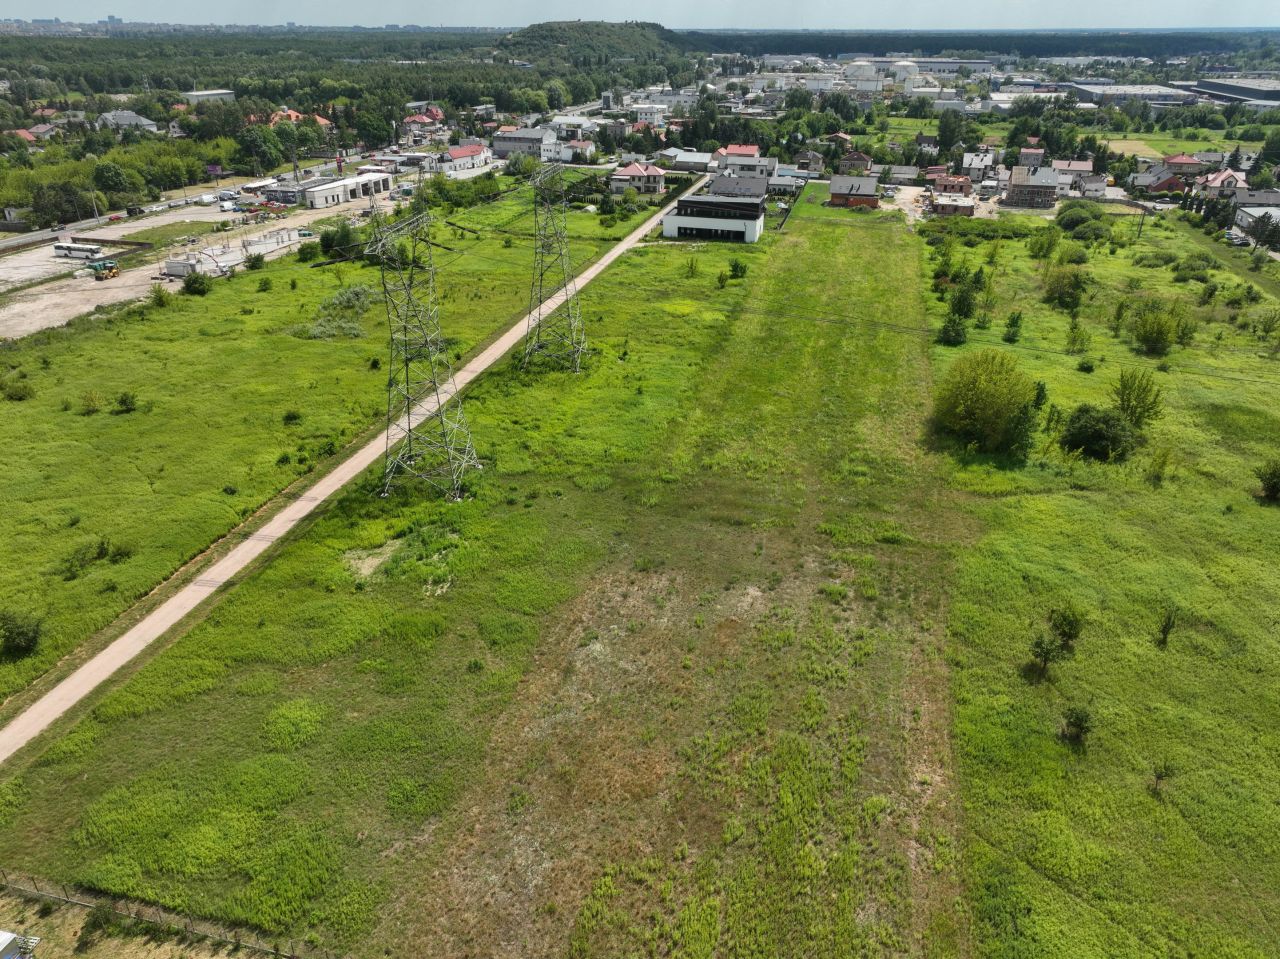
<box><xmin>0</xmin><ymin>186</ymin><xmax>613</xmax><ymax>704</ymax></box>
<box><xmin>926</xmin><ymin>209</ymin><xmax>1280</xmax><ymax>957</ymax></box>
<box><xmin>120</xmin><ymin>220</ymin><xmax>222</xmax><ymax>247</ymax></box>
<box><xmin>0</xmin><ymin>211</ymin><xmax>966</xmax><ymax>956</ymax></box>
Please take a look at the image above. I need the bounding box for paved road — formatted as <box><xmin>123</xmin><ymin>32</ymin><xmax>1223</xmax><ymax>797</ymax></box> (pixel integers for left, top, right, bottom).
<box><xmin>0</xmin><ymin>176</ymin><xmax>704</xmax><ymax>766</ymax></box>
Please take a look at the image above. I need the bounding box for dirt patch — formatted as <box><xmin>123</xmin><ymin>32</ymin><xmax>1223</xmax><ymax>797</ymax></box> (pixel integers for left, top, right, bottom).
<box><xmin>344</xmin><ymin>540</ymin><xmax>399</xmax><ymax>578</ymax></box>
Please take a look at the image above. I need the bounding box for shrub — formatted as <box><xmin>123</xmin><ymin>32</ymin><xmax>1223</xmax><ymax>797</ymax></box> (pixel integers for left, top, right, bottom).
<box><xmin>717</xmin><ymin>270</ymin><xmax>729</xmax><ymax>289</ymax></box>
<box><xmin>1030</xmin><ymin>633</ymin><xmax>1067</xmax><ymax>676</ymax></box>
<box><xmin>181</xmin><ymin>272</ymin><xmax>213</xmax><ymax>296</ymax></box>
<box><xmin>1072</xmin><ymin>220</ymin><xmax>1111</xmax><ymax>243</ymax></box>
<box><xmin>282</xmin><ymin>409</ymin><xmax>303</xmax><ymax>426</ymax></box>
<box><xmin>1060</xmin><ymin>705</ymin><xmax>1093</xmax><ymax>745</ymax></box>
<box><xmin>1043</xmin><ymin>265</ymin><xmax>1088</xmax><ymax>312</ymax></box>
<box><xmin>1134</xmin><ymin>250</ymin><xmax>1177</xmax><ymax>268</ymax></box>
<box><xmin>2</xmin><ymin>377</ymin><xmax>34</xmax><ymax>401</ymax></box>
<box><xmin>79</xmin><ymin>390</ymin><xmax>103</xmax><ymax>415</ymax></box>
<box><xmin>936</xmin><ymin>311</ymin><xmax>968</xmax><ymax>346</ymax></box>
<box><xmin>1056</xmin><ymin>207</ymin><xmax>1096</xmax><ymax>232</ymax></box>
<box><xmin>1156</xmin><ymin>605</ymin><xmax>1178</xmax><ymax>648</ymax></box>
<box><xmin>1130</xmin><ymin>304</ymin><xmax>1176</xmax><ymax>355</ymax></box>
<box><xmin>729</xmin><ymin>258</ymin><xmax>749</xmax><ymax>279</ymax></box>
<box><xmin>1048</xmin><ymin>603</ymin><xmax>1085</xmax><ymax>647</ymax></box>
<box><xmin>1056</xmin><ymin>241</ymin><xmax>1089</xmax><ymax>265</ymax></box>
<box><xmin>1255</xmin><ymin>458</ymin><xmax>1280</xmax><ymax>501</ymax></box>
<box><xmin>1065</xmin><ymin>316</ymin><xmax>1091</xmax><ymax>354</ymax></box>
<box><xmin>296</xmin><ymin>241</ymin><xmax>321</xmax><ymax>262</ymax></box>
<box><xmin>112</xmin><ymin>391</ymin><xmax>137</xmax><ymax>414</ymax></box>
<box><xmin>1111</xmin><ymin>368</ymin><xmax>1163</xmax><ymax>429</ymax></box>
<box><xmin>1027</xmin><ymin>226</ymin><xmax>1061</xmax><ymax>259</ymax></box>
<box><xmin>1002</xmin><ymin>310</ymin><xmax>1023</xmax><ymax>343</ymax></box>
<box><xmin>949</xmin><ymin>283</ymin><xmax>976</xmax><ymax>319</ymax></box>
<box><xmin>0</xmin><ymin>609</ymin><xmax>42</xmax><ymax>657</ymax></box>
<box><xmin>257</xmin><ymin>277</ymin><xmax>273</xmax><ymax>293</ymax></box>
<box><xmin>1076</xmin><ymin>358</ymin><xmax>1095</xmax><ymax>373</ymax></box>
<box><xmin>933</xmin><ymin>349</ymin><xmax>1037</xmax><ymax>457</ymax></box>
<box><xmin>244</xmin><ymin>252</ymin><xmax>266</xmax><ymax>270</ymax></box>
<box><xmin>148</xmin><ymin>283</ymin><xmax>172</xmax><ymax>308</ymax></box>
<box><xmin>1060</xmin><ymin>404</ymin><xmax>1137</xmax><ymax>461</ymax></box>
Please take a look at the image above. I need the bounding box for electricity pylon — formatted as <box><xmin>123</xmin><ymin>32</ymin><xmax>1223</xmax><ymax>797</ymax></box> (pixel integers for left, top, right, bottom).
<box><xmin>523</xmin><ymin>163</ymin><xmax>587</xmax><ymax>371</ymax></box>
<box><xmin>367</xmin><ymin>207</ymin><xmax>478</xmax><ymax>499</ymax></box>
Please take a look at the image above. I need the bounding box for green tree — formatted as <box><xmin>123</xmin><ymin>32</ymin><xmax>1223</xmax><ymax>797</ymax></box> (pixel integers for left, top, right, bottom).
<box><xmin>1111</xmin><ymin>369</ymin><xmax>1163</xmax><ymax>429</ymax></box>
<box><xmin>932</xmin><ymin>349</ymin><xmax>1037</xmax><ymax>456</ymax></box>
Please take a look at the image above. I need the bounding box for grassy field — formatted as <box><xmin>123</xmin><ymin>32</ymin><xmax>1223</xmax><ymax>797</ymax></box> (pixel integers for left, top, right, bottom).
<box><xmin>924</xmin><ymin>205</ymin><xmax>1280</xmax><ymax>956</ymax></box>
<box><xmin>0</xmin><ymin>194</ymin><xmax>973</xmax><ymax>956</ymax></box>
<box><xmin>120</xmin><ymin>219</ymin><xmax>222</xmax><ymax>247</ymax></box>
<box><xmin>1100</xmin><ymin>132</ymin><xmax>1265</xmax><ymax>158</ymax></box>
<box><xmin>0</xmin><ymin>187</ymin><xmax>613</xmax><ymax>705</ymax></box>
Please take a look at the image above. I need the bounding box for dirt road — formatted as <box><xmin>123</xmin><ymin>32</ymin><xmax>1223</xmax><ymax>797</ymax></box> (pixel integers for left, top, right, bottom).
<box><xmin>0</xmin><ymin>177</ymin><xmax>704</xmax><ymax>766</ymax></box>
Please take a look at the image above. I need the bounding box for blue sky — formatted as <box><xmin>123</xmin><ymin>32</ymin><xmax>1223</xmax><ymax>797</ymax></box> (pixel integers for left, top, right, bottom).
<box><xmin>29</xmin><ymin>0</ymin><xmax>1280</xmax><ymax>29</ymax></box>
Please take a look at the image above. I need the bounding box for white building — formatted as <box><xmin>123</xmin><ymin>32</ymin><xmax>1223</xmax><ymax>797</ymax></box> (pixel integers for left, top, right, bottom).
<box><xmin>304</xmin><ymin>171</ymin><xmax>393</xmax><ymax>209</ymax></box>
<box><xmin>634</xmin><ymin>103</ymin><xmax>668</xmax><ymax>127</ymax></box>
<box><xmin>183</xmin><ymin>89</ymin><xmax>236</xmax><ymax>104</ymax></box>
<box><xmin>662</xmin><ymin>193</ymin><xmax>766</xmax><ymax>243</ymax></box>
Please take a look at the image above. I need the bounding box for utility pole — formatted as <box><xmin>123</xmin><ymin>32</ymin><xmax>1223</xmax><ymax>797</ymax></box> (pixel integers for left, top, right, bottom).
<box><xmin>523</xmin><ymin>163</ymin><xmax>587</xmax><ymax>371</ymax></box>
<box><xmin>366</xmin><ymin>206</ymin><xmax>479</xmax><ymax>498</ymax></box>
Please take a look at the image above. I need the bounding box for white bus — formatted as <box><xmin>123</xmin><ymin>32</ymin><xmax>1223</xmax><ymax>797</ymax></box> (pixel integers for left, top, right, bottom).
<box><xmin>53</xmin><ymin>242</ymin><xmax>105</xmax><ymax>260</ymax></box>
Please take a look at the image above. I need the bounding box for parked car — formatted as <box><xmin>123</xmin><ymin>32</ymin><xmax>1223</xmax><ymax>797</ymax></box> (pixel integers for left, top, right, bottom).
<box><xmin>108</xmin><ymin>214</ymin><xmax>124</xmax><ymax>221</ymax></box>
<box><xmin>126</xmin><ymin>206</ymin><xmax>143</xmax><ymax>217</ymax></box>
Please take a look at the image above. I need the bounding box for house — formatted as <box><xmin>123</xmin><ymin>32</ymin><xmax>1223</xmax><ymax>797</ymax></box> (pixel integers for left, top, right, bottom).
<box><xmin>824</xmin><ymin>132</ymin><xmax>853</xmax><ymax>147</ymax></box>
<box><xmin>491</xmin><ymin>127</ymin><xmax>555</xmax><ymax>158</ymax></box>
<box><xmin>611</xmin><ymin>162</ymin><xmax>666</xmax><ymax>195</ymax></box>
<box><xmin>634</xmin><ymin>104</ymin><xmax>667</xmax><ymax>126</ymax></box>
<box><xmin>656</xmin><ymin>148</ymin><xmax>714</xmax><ymax>172</ymax></box>
<box><xmin>406</xmin><ymin>103</ymin><xmax>447</xmax><ymax>122</ymax></box>
<box><xmin>838</xmin><ymin>151</ymin><xmax>874</xmax><ymax>174</ymax></box>
<box><xmin>96</xmin><ymin>109</ymin><xmax>158</xmax><ymax>133</ymax></box>
<box><xmin>8</xmin><ymin>129</ymin><xmax>36</xmax><ymax>144</ymax></box>
<box><xmin>768</xmin><ymin>175</ymin><xmax>805</xmax><ymax>195</ymax></box>
<box><xmin>1235</xmin><ymin>206</ymin><xmax>1279</xmax><ymax>232</ymax></box>
<box><xmin>1230</xmin><ymin>188</ymin><xmax>1280</xmax><ymax>208</ymax></box>
<box><xmin>1163</xmin><ymin>153</ymin><xmax>1206</xmax><ymax>175</ymax></box>
<box><xmin>662</xmin><ymin>192</ymin><xmax>766</xmax><ymax>243</ymax></box>
<box><xmin>868</xmin><ymin>164</ymin><xmax>921</xmax><ymax>185</ymax></box>
<box><xmin>1194</xmin><ymin>168</ymin><xmax>1249</xmax><ymax>199</ymax></box>
<box><xmin>1018</xmin><ymin>147</ymin><xmax>1046</xmax><ymax>166</ymax></box>
<box><xmin>723</xmin><ymin>154</ymin><xmax>778</xmax><ymax>177</ymax></box>
<box><xmin>932</xmin><ymin>195</ymin><xmax>975</xmax><ymax>217</ymax></box>
<box><xmin>443</xmin><ymin>143</ymin><xmax>490</xmax><ymax>171</ymax></box>
<box><xmin>548</xmin><ymin>115</ymin><xmax>598</xmax><ymax>139</ymax></box>
<box><xmin>962</xmin><ymin>150</ymin><xmax>997</xmax><ymax>181</ymax></box>
<box><xmin>915</xmin><ymin>132</ymin><xmax>940</xmax><ymax>155</ymax></box>
<box><xmin>184</xmin><ymin>89</ymin><xmax>236</xmax><ymax>104</ymax></box>
<box><xmin>721</xmin><ymin>143</ymin><xmax>762</xmax><ymax>159</ymax></box>
<box><xmin>708</xmin><ymin>174</ymin><xmax>770</xmax><ymax>197</ymax></box>
<box><xmin>1005</xmin><ymin>165</ymin><xmax>1059</xmax><ymax>208</ymax></box>
<box><xmin>1051</xmin><ymin>159</ymin><xmax>1093</xmax><ymax>175</ymax></box>
<box><xmin>934</xmin><ymin>174</ymin><xmax>972</xmax><ymax>196</ymax></box>
<box><xmin>26</xmin><ymin>124</ymin><xmax>57</xmax><ymax>140</ymax></box>
<box><xmin>793</xmin><ymin>149</ymin><xmax>826</xmax><ymax>172</ymax></box>
<box><xmin>31</xmin><ymin>107</ymin><xmax>57</xmax><ymax>119</ymax></box>
<box><xmin>563</xmin><ymin>139</ymin><xmax>597</xmax><ymax>160</ymax></box>
<box><xmin>1129</xmin><ymin>166</ymin><xmax>1183</xmax><ymax>193</ymax></box>
<box><xmin>828</xmin><ymin>175</ymin><xmax>880</xmax><ymax>208</ymax></box>
<box><xmin>1073</xmin><ymin>173</ymin><xmax>1108</xmax><ymax>199</ymax></box>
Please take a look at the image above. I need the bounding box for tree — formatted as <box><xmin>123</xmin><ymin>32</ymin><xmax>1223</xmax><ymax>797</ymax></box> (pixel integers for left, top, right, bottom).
<box><xmin>30</xmin><ymin>181</ymin><xmax>88</xmax><ymax>227</ymax></box>
<box><xmin>784</xmin><ymin>88</ymin><xmax>814</xmax><ymax>112</ymax></box>
<box><xmin>938</xmin><ymin>109</ymin><xmax>966</xmax><ymax>151</ymax></box>
<box><xmin>1048</xmin><ymin>602</ymin><xmax>1086</xmax><ymax>647</ymax></box>
<box><xmin>937</xmin><ymin>311</ymin><xmax>968</xmax><ymax>346</ymax></box>
<box><xmin>1111</xmin><ymin>369</ymin><xmax>1163</xmax><ymax>430</ymax></box>
<box><xmin>1060</xmin><ymin>705</ymin><xmax>1093</xmax><ymax>745</ymax></box>
<box><xmin>92</xmin><ymin>160</ymin><xmax>132</xmax><ymax>195</ymax></box>
<box><xmin>182</xmin><ymin>272</ymin><xmax>213</xmax><ymax>296</ymax></box>
<box><xmin>236</xmin><ymin>124</ymin><xmax>283</xmax><ymax>172</ymax></box>
<box><xmin>1030</xmin><ymin>632</ymin><xmax>1067</xmax><ymax>676</ymax></box>
<box><xmin>1059</xmin><ymin>404</ymin><xmax>1137</xmax><ymax>461</ymax></box>
<box><xmin>932</xmin><ymin>349</ymin><xmax>1037</xmax><ymax>457</ymax></box>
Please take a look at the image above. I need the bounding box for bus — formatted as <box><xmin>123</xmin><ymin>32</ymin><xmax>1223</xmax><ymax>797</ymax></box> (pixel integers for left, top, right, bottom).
<box><xmin>53</xmin><ymin>242</ymin><xmax>105</xmax><ymax>260</ymax></box>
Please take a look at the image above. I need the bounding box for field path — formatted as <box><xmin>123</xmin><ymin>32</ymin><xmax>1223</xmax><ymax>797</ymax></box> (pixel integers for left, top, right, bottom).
<box><xmin>0</xmin><ymin>177</ymin><xmax>704</xmax><ymax>766</ymax></box>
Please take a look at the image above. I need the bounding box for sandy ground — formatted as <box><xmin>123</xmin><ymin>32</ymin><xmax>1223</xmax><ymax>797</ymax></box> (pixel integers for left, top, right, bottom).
<box><xmin>0</xmin><ymin>176</ymin><xmax>705</xmax><ymax>767</ymax></box>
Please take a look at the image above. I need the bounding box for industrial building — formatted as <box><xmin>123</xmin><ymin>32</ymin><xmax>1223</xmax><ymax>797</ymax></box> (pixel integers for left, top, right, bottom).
<box><xmin>183</xmin><ymin>89</ymin><xmax>236</xmax><ymax>104</ymax></box>
<box><xmin>304</xmin><ymin>171</ymin><xmax>393</xmax><ymax>209</ymax></box>
<box><xmin>1068</xmin><ymin>84</ymin><xmax>1195</xmax><ymax>107</ymax></box>
<box><xmin>662</xmin><ymin>191</ymin><xmax>766</xmax><ymax>243</ymax></box>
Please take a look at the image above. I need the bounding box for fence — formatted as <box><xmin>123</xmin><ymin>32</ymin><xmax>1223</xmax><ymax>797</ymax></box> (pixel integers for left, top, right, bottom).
<box><xmin>0</xmin><ymin>869</ymin><xmax>351</xmax><ymax>959</ymax></box>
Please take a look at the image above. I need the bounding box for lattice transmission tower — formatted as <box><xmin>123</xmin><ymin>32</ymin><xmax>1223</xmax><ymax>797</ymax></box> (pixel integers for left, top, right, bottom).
<box><xmin>523</xmin><ymin>163</ymin><xmax>588</xmax><ymax>371</ymax></box>
<box><xmin>367</xmin><ymin>208</ymin><xmax>479</xmax><ymax>499</ymax></box>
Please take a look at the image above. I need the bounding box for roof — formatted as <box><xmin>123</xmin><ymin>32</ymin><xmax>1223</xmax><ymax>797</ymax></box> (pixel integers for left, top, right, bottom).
<box><xmin>1164</xmin><ymin>153</ymin><xmax>1201</xmax><ymax>164</ymax></box>
<box><xmin>448</xmin><ymin>143</ymin><xmax>486</xmax><ymax>159</ymax></box>
<box><xmin>724</xmin><ymin>143</ymin><xmax>761</xmax><ymax>157</ymax></box>
<box><xmin>707</xmin><ymin>174</ymin><xmax>769</xmax><ymax>197</ymax></box>
<box><xmin>681</xmin><ymin>192</ymin><xmax>766</xmax><ymax>208</ymax></box>
<box><xmin>494</xmin><ymin>127</ymin><xmax>551</xmax><ymax>141</ymax></box>
<box><xmin>1051</xmin><ymin>159</ymin><xmax>1092</xmax><ymax>173</ymax></box>
<box><xmin>404</xmin><ymin>113</ymin><xmax>440</xmax><ymax>124</ymax></box>
<box><xmin>842</xmin><ymin>151</ymin><xmax>873</xmax><ymax>162</ymax></box>
<box><xmin>614</xmin><ymin>162</ymin><xmax>665</xmax><ymax>177</ymax></box>
<box><xmin>10</xmin><ymin>129</ymin><xmax>36</xmax><ymax>142</ymax></box>
<box><xmin>1200</xmin><ymin>169</ymin><xmax>1246</xmax><ymax>187</ymax></box>
<box><xmin>28</xmin><ymin>123</ymin><xmax>55</xmax><ymax>134</ymax></box>
<box><xmin>830</xmin><ymin>175</ymin><xmax>879</xmax><ymax>196</ymax></box>
<box><xmin>1010</xmin><ymin>165</ymin><xmax>1059</xmax><ymax>188</ymax></box>
<box><xmin>935</xmin><ymin>174</ymin><xmax>971</xmax><ymax>187</ymax></box>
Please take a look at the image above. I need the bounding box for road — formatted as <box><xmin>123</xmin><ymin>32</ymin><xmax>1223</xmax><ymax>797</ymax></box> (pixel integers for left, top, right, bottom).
<box><xmin>0</xmin><ymin>175</ymin><xmax>704</xmax><ymax>766</ymax></box>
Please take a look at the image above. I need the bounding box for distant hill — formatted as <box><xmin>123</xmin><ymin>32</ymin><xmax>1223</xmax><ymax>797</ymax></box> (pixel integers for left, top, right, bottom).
<box><xmin>497</xmin><ymin>21</ymin><xmax>691</xmax><ymax>62</ymax></box>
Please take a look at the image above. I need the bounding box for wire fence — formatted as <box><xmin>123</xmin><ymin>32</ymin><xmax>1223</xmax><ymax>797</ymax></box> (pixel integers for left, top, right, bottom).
<box><xmin>0</xmin><ymin>869</ymin><xmax>350</xmax><ymax>959</ymax></box>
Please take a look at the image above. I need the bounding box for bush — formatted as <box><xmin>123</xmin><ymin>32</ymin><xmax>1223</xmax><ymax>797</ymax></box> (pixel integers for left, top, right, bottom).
<box><xmin>937</xmin><ymin>311</ymin><xmax>968</xmax><ymax>345</ymax></box>
<box><xmin>1060</xmin><ymin>404</ymin><xmax>1137</xmax><ymax>461</ymax></box>
<box><xmin>1111</xmin><ymin>368</ymin><xmax>1163</xmax><ymax>429</ymax></box>
<box><xmin>1002</xmin><ymin>310</ymin><xmax>1023</xmax><ymax>343</ymax></box>
<box><xmin>933</xmin><ymin>349</ymin><xmax>1037</xmax><ymax>457</ymax></box>
<box><xmin>112</xmin><ymin>391</ymin><xmax>137</xmax><ymax>414</ymax></box>
<box><xmin>1056</xmin><ymin>241</ymin><xmax>1089</xmax><ymax>265</ymax></box>
<box><xmin>1076</xmin><ymin>358</ymin><xmax>1095</xmax><ymax>373</ymax></box>
<box><xmin>1255</xmin><ymin>458</ymin><xmax>1280</xmax><ymax>501</ymax></box>
<box><xmin>1030</xmin><ymin>632</ymin><xmax>1067</xmax><ymax>676</ymax></box>
<box><xmin>0</xmin><ymin>609</ymin><xmax>42</xmax><ymax>657</ymax></box>
<box><xmin>148</xmin><ymin>283</ymin><xmax>172</xmax><ymax>308</ymax></box>
<box><xmin>1048</xmin><ymin>602</ymin><xmax>1085</xmax><ymax>647</ymax></box>
<box><xmin>244</xmin><ymin>252</ymin><xmax>266</xmax><ymax>270</ymax></box>
<box><xmin>1043</xmin><ymin>265</ymin><xmax>1088</xmax><ymax>311</ymax></box>
<box><xmin>2</xmin><ymin>377</ymin><xmax>34</xmax><ymax>401</ymax></box>
<box><xmin>181</xmin><ymin>272</ymin><xmax>213</xmax><ymax>296</ymax></box>
<box><xmin>1131</xmin><ymin>305</ymin><xmax>1175</xmax><ymax>355</ymax></box>
<box><xmin>1060</xmin><ymin>705</ymin><xmax>1093</xmax><ymax>745</ymax></box>
<box><xmin>283</xmin><ymin>409</ymin><xmax>303</xmax><ymax>426</ymax></box>
<box><xmin>297</xmin><ymin>241</ymin><xmax>321</xmax><ymax>262</ymax></box>
<box><xmin>1027</xmin><ymin>226</ymin><xmax>1061</xmax><ymax>259</ymax></box>
<box><xmin>729</xmin><ymin>258</ymin><xmax>749</xmax><ymax>279</ymax></box>
<box><xmin>257</xmin><ymin>277</ymin><xmax>273</xmax><ymax>292</ymax></box>
<box><xmin>1072</xmin><ymin>220</ymin><xmax>1111</xmax><ymax>243</ymax></box>
<box><xmin>1056</xmin><ymin>207</ymin><xmax>1096</xmax><ymax>232</ymax></box>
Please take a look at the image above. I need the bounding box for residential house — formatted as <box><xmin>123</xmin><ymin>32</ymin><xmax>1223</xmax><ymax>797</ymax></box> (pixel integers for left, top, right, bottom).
<box><xmin>26</xmin><ymin>123</ymin><xmax>57</xmax><ymax>140</ymax></box>
<box><xmin>662</xmin><ymin>192</ymin><xmax>766</xmax><ymax>243</ymax></box>
<box><xmin>491</xmin><ymin>127</ymin><xmax>555</xmax><ymax>159</ymax></box>
<box><xmin>720</xmin><ymin>143</ymin><xmax>761</xmax><ymax>159</ymax></box>
<box><xmin>1051</xmin><ymin>159</ymin><xmax>1093</xmax><ymax>175</ymax></box>
<box><xmin>868</xmin><ymin>164</ymin><xmax>921</xmax><ymax>185</ymax></box>
<box><xmin>962</xmin><ymin>150</ymin><xmax>997</xmax><ymax>181</ymax></box>
<box><xmin>915</xmin><ymin>133</ymin><xmax>940</xmax><ymax>156</ymax></box>
<box><xmin>611</xmin><ymin>162</ymin><xmax>666</xmax><ymax>195</ymax></box>
<box><xmin>708</xmin><ymin>174</ymin><xmax>771</xmax><ymax>197</ymax></box>
<box><xmin>1163</xmin><ymin>153</ymin><xmax>1206</xmax><ymax>175</ymax></box>
<box><xmin>824</xmin><ymin>132</ymin><xmax>853</xmax><ymax>148</ymax></box>
<box><xmin>1129</xmin><ymin>166</ymin><xmax>1183</xmax><ymax>193</ymax></box>
<box><xmin>723</xmin><ymin>154</ymin><xmax>778</xmax><ymax>177</ymax></box>
<box><xmin>549</xmin><ymin>115</ymin><xmax>598</xmax><ymax>139</ymax></box>
<box><xmin>656</xmin><ymin>148</ymin><xmax>714</xmax><ymax>172</ymax></box>
<box><xmin>794</xmin><ymin>149</ymin><xmax>826</xmax><ymax>172</ymax></box>
<box><xmin>31</xmin><ymin>107</ymin><xmax>57</xmax><ymax>119</ymax></box>
<box><xmin>768</xmin><ymin>175</ymin><xmax>805</xmax><ymax>195</ymax></box>
<box><xmin>1192</xmin><ymin>151</ymin><xmax>1225</xmax><ymax>169</ymax></box>
<box><xmin>934</xmin><ymin>174</ymin><xmax>972</xmax><ymax>196</ymax></box>
<box><xmin>1073</xmin><ymin>173</ymin><xmax>1108</xmax><ymax>199</ymax></box>
<box><xmin>634</xmin><ymin>104</ymin><xmax>667</xmax><ymax>127</ymax></box>
<box><xmin>96</xmin><ymin>109</ymin><xmax>158</xmax><ymax>133</ymax></box>
<box><xmin>1235</xmin><ymin>206</ymin><xmax>1279</xmax><ymax>232</ymax></box>
<box><xmin>1005</xmin><ymin>165</ymin><xmax>1058</xmax><ymax>208</ymax></box>
<box><xmin>1018</xmin><ymin>147</ymin><xmax>1046</xmax><ymax>166</ymax></box>
<box><xmin>443</xmin><ymin>143</ymin><xmax>490</xmax><ymax>171</ymax></box>
<box><xmin>1230</xmin><ymin>188</ymin><xmax>1280</xmax><ymax>208</ymax></box>
<box><xmin>932</xmin><ymin>195</ymin><xmax>975</xmax><ymax>216</ymax></box>
<box><xmin>1194</xmin><ymin>168</ymin><xmax>1249</xmax><ymax>199</ymax></box>
<box><xmin>838</xmin><ymin>151</ymin><xmax>874</xmax><ymax>174</ymax></box>
<box><xmin>828</xmin><ymin>175</ymin><xmax>880</xmax><ymax>208</ymax></box>
<box><xmin>7</xmin><ymin>129</ymin><xmax>36</xmax><ymax>145</ymax></box>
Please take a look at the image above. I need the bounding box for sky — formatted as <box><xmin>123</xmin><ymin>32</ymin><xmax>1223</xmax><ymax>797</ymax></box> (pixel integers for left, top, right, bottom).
<box><xmin>27</xmin><ymin>0</ymin><xmax>1280</xmax><ymax>30</ymax></box>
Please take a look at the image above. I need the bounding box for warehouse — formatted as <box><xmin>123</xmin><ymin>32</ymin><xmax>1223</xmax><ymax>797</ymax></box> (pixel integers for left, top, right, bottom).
<box><xmin>304</xmin><ymin>172</ymin><xmax>393</xmax><ymax>209</ymax></box>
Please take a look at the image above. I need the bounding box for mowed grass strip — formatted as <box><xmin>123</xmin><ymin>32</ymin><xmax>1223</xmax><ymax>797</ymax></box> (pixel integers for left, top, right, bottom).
<box><xmin>0</xmin><ymin>206</ymin><xmax>969</xmax><ymax>956</ymax></box>
<box><xmin>925</xmin><ymin>212</ymin><xmax>1280</xmax><ymax>957</ymax></box>
<box><xmin>0</xmin><ymin>193</ymin><xmax>612</xmax><ymax>704</ymax></box>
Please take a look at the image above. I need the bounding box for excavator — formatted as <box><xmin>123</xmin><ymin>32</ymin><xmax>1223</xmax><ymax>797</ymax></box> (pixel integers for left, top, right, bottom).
<box><xmin>89</xmin><ymin>259</ymin><xmax>120</xmax><ymax>280</ymax></box>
